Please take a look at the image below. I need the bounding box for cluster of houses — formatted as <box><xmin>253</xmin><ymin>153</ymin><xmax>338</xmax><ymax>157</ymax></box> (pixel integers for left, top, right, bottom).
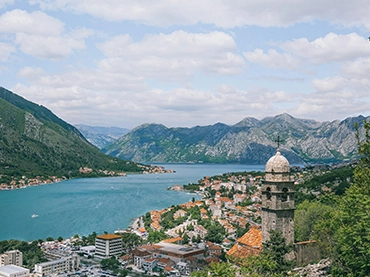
<box><xmin>102</xmin><ymin>173</ymin><xmax>268</xmax><ymax>275</ymax></box>
<box><xmin>0</xmin><ymin>176</ymin><xmax>66</xmax><ymax>190</ymax></box>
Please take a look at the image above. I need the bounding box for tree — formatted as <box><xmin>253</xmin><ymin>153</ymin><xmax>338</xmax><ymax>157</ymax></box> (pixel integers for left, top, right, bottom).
<box><xmin>313</xmin><ymin>121</ymin><xmax>370</xmax><ymax>276</ymax></box>
<box><xmin>294</xmin><ymin>200</ymin><xmax>334</xmax><ymax>242</ymax></box>
<box><xmin>239</xmin><ymin>230</ymin><xmax>294</xmax><ymax>277</ymax></box>
<box><xmin>100</xmin><ymin>256</ymin><xmax>120</xmax><ymax>273</ymax></box>
<box><xmin>205</xmin><ymin>222</ymin><xmax>225</xmax><ymax>243</ymax></box>
<box><xmin>121</xmin><ymin>232</ymin><xmax>142</xmax><ymax>249</ymax></box>
<box><xmin>182</xmin><ymin>233</ymin><xmax>189</xmax><ymax>244</ymax></box>
<box><xmin>190</xmin><ymin>262</ymin><xmax>236</xmax><ymax>277</ymax></box>
<box><xmin>147</xmin><ymin>230</ymin><xmax>167</xmax><ymax>243</ymax></box>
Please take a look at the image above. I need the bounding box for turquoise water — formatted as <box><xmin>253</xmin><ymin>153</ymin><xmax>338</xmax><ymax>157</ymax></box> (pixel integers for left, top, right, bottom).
<box><xmin>0</xmin><ymin>163</ymin><xmax>264</xmax><ymax>241</ymax></box>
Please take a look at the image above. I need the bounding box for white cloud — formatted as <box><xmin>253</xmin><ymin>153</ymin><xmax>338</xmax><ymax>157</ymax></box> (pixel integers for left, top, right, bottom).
<box><xmin>29</xmin><ymin>0</ymin><xmax>370</xmax><ymax>29</ymax></box>
<box><xmin>97</xmin><ymin>30</ymin><xmax>245</xmax><ymax>82</ymax></box>
<box><xmin>15</xmin><ymin>32</ymin><xmax>87</xmax><ymax>59</ymax></box>
<box><xmin>0</xmin><ymin>0</ymin><xmax>13</xmax><ymax>8</ymax></box>
<box><xmin>0</xmin><ymin>42</ymin><xmax>15</xmax><ymax>61</ymax></box>
<box><xmin>342</xmin><ymin>57</ymin><xmax>370</xmax><ymax>78</ymax></box>
<box><xmin>0</xmin><ymin>9</ymin><xmax>93</xmax><ymax>59</ymax></box>
<box><xmin>243</xmin><ymin>49</ymin><xmax>300</xmax><ymax>69</ymax></box>
<box><xmin>312</xmin><ymin>76</ymin><xmax>370</xmax><ymax>94</ymax></box>
<box><xmin>294</xmin><ymin>88</ymin><xmax>370</xmax><ymax>121</ymax></box>
<box><xmin>0</xmin><ymin>9</ymin><xmax>64</xmax><ymax>35</ymax></box>
<box><xmin>244</xmin><ymin>32</ymin><xmax>370</xmax><ymax>70</ymax></box>
<box><xmin>282</xmin><ymin>32</ymin><xmax>370</xmax><ymax>64</ymax></box>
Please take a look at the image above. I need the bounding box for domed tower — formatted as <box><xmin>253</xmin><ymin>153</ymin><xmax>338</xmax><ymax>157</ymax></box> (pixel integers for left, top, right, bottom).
<box><xmin>261</xmin><ymin>147</ymin><xmax>295</xmax><ymax>245</ymax></box>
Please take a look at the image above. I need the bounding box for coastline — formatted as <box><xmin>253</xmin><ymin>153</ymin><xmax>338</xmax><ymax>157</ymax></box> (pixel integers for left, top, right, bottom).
<box><xmin>1</xmin><ymin>163</ymin><xmax>253</xmax><ymax>241</ymax></box>
<box><xmin>0</xmin><ymin>166</ymin><xmax>175</xmax><ymax>191</ymax></box>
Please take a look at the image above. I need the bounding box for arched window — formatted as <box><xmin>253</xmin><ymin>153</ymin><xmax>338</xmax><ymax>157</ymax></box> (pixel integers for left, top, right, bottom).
<box><xmin>266</xmin><ymin>187</ymin><xmax>272</xmax><ymax>200</ymax></box>
<box><xmin>282</xmin><ymin>187</ymin><xmax>288</xmax><ymax>202</ymax></box>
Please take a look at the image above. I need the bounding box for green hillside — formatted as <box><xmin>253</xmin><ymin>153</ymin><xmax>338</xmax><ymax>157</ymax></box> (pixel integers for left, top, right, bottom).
<box><xmin>0</xmin><ymin>87</ymin><xmax>146</xmax><ymax>185</ymax></box>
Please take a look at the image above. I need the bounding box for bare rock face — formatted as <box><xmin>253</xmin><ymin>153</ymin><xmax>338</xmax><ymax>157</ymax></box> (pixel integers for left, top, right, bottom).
<box><xmin>293</xmin><ymin>259</ymin><xmax>331</xmax><ymax>277</ymax></box>
<box><xmin>103</xmin><ymin>113</ymin><xmax>369</xmax><ymax>164</ymax></box>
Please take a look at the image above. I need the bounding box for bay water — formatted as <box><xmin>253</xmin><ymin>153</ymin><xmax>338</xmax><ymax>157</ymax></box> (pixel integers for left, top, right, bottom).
<box><xmin>0</xmin><ymin>163</ymin><xmax>264</xmax><ymax>241</ymax></box>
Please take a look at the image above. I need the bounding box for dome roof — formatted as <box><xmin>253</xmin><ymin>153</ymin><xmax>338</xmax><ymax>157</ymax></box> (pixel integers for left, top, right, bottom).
<box><xmin>265</xmin><ymin>150</ymin><xmax>290</xmax><ymax>173</ymax></box>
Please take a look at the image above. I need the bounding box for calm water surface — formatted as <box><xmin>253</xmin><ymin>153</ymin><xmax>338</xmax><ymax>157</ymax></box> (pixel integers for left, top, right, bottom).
<box><xmin>0</xmin><ymin>163</ymin><xmax>264</xmax><ymax>241</ymax></box>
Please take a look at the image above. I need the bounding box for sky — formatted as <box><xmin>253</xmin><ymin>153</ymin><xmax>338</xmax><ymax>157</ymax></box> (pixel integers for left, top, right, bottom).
<box><xmin>1</xmin><ymin>0</ymin><xmax>370</xmax><ymax>129</ymax></box>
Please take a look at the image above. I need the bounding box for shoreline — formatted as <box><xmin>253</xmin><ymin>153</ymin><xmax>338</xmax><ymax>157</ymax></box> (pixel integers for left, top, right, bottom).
<box><xmin>0</xmin><ymin>167</ymin><xmax>176</xmax><ymax>191</ymax></box>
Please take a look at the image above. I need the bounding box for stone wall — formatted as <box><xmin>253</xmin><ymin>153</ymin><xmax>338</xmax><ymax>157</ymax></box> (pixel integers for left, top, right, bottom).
<box><xmin>295</xmin><ymin>241</ymin><xmax>321</xmax><ymax>266</ymax></box>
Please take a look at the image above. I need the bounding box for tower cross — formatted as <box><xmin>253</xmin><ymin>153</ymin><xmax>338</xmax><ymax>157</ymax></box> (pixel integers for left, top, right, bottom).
<box><xmin>275</xmin><ymin>136</ymin><xmax>282</xmax><ymax>149</ymax></box>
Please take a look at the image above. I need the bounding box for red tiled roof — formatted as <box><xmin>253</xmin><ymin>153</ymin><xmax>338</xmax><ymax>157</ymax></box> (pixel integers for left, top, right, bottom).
<box><xmin>227</xmin><ymin>227</ymin><xmax>262</xmax><ymax>260</ymax></box>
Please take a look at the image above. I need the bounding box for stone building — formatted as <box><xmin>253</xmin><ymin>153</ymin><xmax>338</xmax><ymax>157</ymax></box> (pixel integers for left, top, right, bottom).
<box><xmin>261</xmin><ymin>148</ymin><xmax>295</xmax><ymax>244</ymax></box>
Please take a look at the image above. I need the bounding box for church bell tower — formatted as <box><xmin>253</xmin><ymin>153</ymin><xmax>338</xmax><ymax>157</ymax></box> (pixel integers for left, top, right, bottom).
<box><xmin>261</xmin><ymin>145</ymin><xmax>295</xmax><ymax>245</ymax></box>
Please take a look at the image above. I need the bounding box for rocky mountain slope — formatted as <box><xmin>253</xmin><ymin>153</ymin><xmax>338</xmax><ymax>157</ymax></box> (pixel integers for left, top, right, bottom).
<box><xmin>0</xmin><ymin>87</ymin><xmax>145</xmax><ymax>181</ymax></box>
<box><xmin>102</xmin><ymin>113</ymin><xmax>368</xmax><ymax>164</ymax></box>
<box><xmin>75</xmin><ymin>124</ymin><xmax>130</xmax><ymax>149</ymax></box>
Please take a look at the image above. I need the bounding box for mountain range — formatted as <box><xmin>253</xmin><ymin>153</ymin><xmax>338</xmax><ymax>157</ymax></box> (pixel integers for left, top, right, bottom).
<box><xmin>0</xmin><ymin>87</ymin><xmax>145</xmax><ymax>182</ymax></box>
<box><xmin>74</xmin><ymin>124</ymin><xmax>130</xmax><ymax>149</ymax></box>
<box><xmin>102</xmin><ymin>113</ymin><xmax>368</xmax><ymax>164</ymax></box>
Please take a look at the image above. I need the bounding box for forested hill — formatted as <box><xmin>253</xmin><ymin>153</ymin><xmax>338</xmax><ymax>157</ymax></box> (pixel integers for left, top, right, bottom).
<box><xmin>103</xmin><ymin>114</ymin><xmax>369</xmax><ymax>164</ymax></box>
<box><xmin>0</xmin><ymin>87</ymin><xmax>145</xmax><ymax>182</ymax></box>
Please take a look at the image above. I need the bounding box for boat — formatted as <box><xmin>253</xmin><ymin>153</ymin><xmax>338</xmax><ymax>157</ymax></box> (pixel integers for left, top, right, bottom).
<box><xmin>32</xmin><ymin>214</ymin><xmax>38</xmax><ymax>218</ymax></box>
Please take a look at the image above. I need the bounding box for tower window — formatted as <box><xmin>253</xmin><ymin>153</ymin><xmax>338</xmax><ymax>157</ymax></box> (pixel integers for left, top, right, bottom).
<box><xmin>266</xmin><ymin>187</ymin><xmax>271</xmax><ymax>200</ymax></box>
<box><xmin>282</xmin><ymin>187</ymin><xmax>288</xmax><ymax>202</ymax></box>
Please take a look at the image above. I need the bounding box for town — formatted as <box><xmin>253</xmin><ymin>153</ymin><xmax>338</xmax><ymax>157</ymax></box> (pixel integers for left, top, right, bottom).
<box><xmin>0</xmin><ymin>156</ymin><xmax>355</xmax><ymax>277</ymax></box>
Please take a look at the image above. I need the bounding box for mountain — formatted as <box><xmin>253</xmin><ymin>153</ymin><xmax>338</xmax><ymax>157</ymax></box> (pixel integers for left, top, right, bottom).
<box><xmin>0</xmin><ymin>87</ymin><xmax>146</xmax><ymax>182</ymax></box>
<box><xmin>74</xmin><ymin>124</ymin><xmax>130</xmax><ymax>149</ymax></box>
<box><xmin>102</xmin><ymin>113</ymin><xmax>368</xmax><ymax>164</ymax></box>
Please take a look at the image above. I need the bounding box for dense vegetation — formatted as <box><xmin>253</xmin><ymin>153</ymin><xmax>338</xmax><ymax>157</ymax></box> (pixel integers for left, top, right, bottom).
<box><xmin>0</xmin><ymin>240</ymin><xmax>47</xmax><ymax>269</ymax></box>
<box><xmin>0</xmin><ymin>87</ymin><xmax>146</xmax><ymax>184</ymax></box>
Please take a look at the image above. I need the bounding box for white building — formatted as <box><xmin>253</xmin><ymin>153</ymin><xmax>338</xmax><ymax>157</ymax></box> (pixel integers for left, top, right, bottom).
<box><xmin>79</xmin><ymin>245</ymin><xmax>96</xmax><ymax>257</ymax></box>
<box><xmin>34</xmin><ymin>254</ymin><xmax>79</xmax><ymax>277</ymax></box>
<box><xmin>95</xmin><ymin>234</ymin><xmax>123</xmax><ymax>259</ymax></box>
<box><xmin>0</xmin><ymin>265</ymin><xmax>29</xmax><ymax>277</ymax></box>
<box><xmin>0</xmin><ymin>250</ymin><xmax>23</xmax><ymax>267</ymax></box>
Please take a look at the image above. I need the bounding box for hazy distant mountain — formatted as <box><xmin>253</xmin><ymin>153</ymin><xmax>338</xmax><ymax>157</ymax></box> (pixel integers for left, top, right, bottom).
<box><xmin>75</xmin><ymin>124</ymin><xmax>130</xmax><ymax>149</ymax></box>
<box><xmin>0</xmin><ymin>87</ymin><xmax>145</xmax><ymax>180</ymax></box>
<box><xmin>102</xmin><ymin>113</ymin><xmax>368</xmax><ymax>164</ymax></box>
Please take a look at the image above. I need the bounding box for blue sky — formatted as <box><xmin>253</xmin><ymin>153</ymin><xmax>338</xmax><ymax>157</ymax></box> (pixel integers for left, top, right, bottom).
<box><xmin>1</xmin><ymin>0</ymin><xmax>370</xmax><ymax>128</ymax></box>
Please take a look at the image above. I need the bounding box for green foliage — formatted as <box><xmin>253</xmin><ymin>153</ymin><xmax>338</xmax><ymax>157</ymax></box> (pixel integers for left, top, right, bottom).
<box><xmin>0</xmin><ymin>87</ymin><xmax>146</xmax><ymax>183</ymax></box>
<box><xmin>239</xmin><ymin>230</ymin><xmax>294</xmax><ymax>277</ymax></box>
<box><xmin>183</xmin><ymin>183</ymin><xmax>200</xmax><ymax>191</ymax></box>
<box><xmin>205</xmin><ymin>221</ymin><xmax>226</xmax><ymax>243</ymax></box>
<box><xmin>0</xmin><ymin>240</ymin><xmax>47</xmax><ymax>269</ymax></box>
<box><xmin>307</xmin><ymin>121</ymin><xmax>370</xmax><ymax>276</ymax></box>
<box><xmin>294</xmin><ymin>200</ymin><xmax>335</xmax><ymax>242</ymax></box>
<box><xmin>236</xmin><ymin>222</ymin><xmax>250</xmax><ymax>238</ymax></box>
<box><xmin>120</xmin><ymin>232</ymin><xmax>142</xmax><ymax>249</ymax></box>
<box><xmin>159</xmin><ymin>206</ymin><xmax>187</xmax><ymax>230</ymax></box>
<box><xmin>147</xmin><ymin>230</ymin><xmax>167</xmax><ymax>243</ymax></box>
<box><xmin>191</xmin><ymin>262</ymin><xmax>237</xmax><ymax>277</ymax></box>
<box><xmin>296</xmin><ymin>166</ymin><xmax>354</xmax><ymax>198</ymax></box>
<box><xmin>100</xmin><ymin>256</ymin><xmax>120</xmax><ymax>273</ymax></box>
<box><xmin>182</xmin><ymin>233</ymin><xmax>189</xmax><ymax>244</ymax></box>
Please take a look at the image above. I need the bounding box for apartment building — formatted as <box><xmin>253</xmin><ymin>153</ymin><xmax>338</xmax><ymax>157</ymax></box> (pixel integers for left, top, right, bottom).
<box><xmin>34</xmin><ymin>254</ymin><xmax>79</xmax><ymax>277</ymax></box>
<box><xmin>95</xmin><ymin>234</ymin><xmax>123</xmax><ymax>259</ymax></box>
<box><xmin>0</xmin><ymin>250</ymin><xmax>23</xmax><ymax>267</ymax></box>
